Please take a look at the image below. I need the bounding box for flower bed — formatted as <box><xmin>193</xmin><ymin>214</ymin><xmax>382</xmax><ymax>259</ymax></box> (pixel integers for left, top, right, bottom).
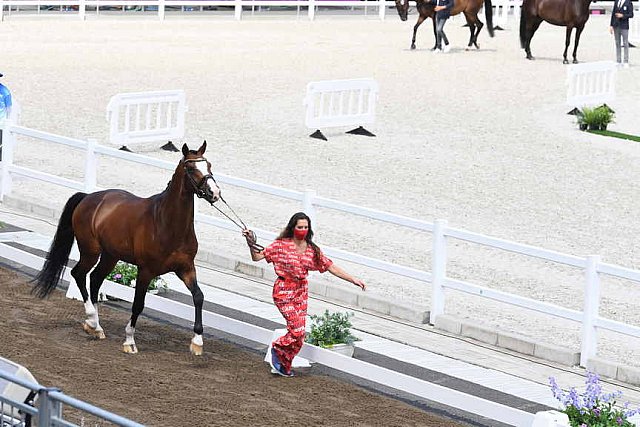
<box><xmin>106</xmin><ymin>261</ymin><xmax>168</xmax><ymax>294</ymax></box>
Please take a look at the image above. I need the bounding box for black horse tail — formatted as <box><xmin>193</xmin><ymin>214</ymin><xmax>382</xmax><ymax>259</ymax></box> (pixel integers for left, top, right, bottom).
<box><xmin>519</xmin><ymin>2</ymin><xmax>527</xmax><ymax>48</ymax></box>
<box><xmin>485</xmin><ymin>0</ymin><xmax>495</xmax><ymax>37</ymax></box>
<box><xmin>32</xmin><ymin>192</ymin><xmax>87</xmax><ymax>298</ymax></box>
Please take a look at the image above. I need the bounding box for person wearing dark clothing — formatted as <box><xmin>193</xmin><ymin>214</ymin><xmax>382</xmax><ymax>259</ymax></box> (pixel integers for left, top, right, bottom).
<box><xmin>609</xmin><ymin>0</ymin><xmax>634</xmax><ymax>67</ymax></box>
<box><xmin>432</xmin><ymin>0</ymin><xmax>454</xmax><ymax>52</ymax></box>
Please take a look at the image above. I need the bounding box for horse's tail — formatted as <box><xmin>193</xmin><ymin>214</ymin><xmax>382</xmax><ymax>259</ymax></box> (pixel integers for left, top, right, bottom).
<box><xmin>32</xmin><ymin>192</ymin><xmax>87</xmax><ymax>298</ymax></box>
<box><xmin>484</xmin><ymin>0</ymin><xmax>495</xmax><ymax>37</ymax></box>
<box><xmin>519</xmin><ymin>1</ymin><xmax>527</xmax><ymax>48</ymax></box>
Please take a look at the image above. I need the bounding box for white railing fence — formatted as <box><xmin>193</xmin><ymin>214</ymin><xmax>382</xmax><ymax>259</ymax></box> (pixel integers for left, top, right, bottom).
<box><xmin>566</xmin><ymin>61</ymin><xmax>617</xmax><ymax>109</ymax></box>
<box><xmin>106</xmin><ymin>89</ymin><xmax>187</xmax><ymax>150</ymax></box>
<box><xmin>0</xmin><ymin>0</ymin><xmax>394</xmax><ymax>21</ymax></box>
<box><xmin>1</xmin><ymin>117</ymin><xmax>640</xmax><ymax>369</ymax></box>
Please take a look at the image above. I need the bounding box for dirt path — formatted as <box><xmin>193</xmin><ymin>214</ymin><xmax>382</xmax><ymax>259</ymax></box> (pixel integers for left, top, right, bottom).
<box><xmin>0</xmin><ymin>267</ymin><xmax>469</xmax><ymax>427</ymax></box>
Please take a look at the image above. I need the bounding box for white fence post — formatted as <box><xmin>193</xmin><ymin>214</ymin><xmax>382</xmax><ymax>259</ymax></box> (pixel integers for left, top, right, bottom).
<box><xmin>234</xmin><ymin>0</ymin><xmax>242</xmax><ymax>20</ymax></box>
<box><xmin>302</xmin><ymin>189</ymin><xmax>317</xmax><ymax>226</ymax></box>
<box><xmin>158</xmin><ymin>0</ymin><xmax>165</xmax><ymax>21</ymax></box>
<box><xmin>430</xmin><ymin>219</ymin><xmax>447</xmax><ymax>325</ymax></box>
<box><xmin>580</xmin><ymin>255</ymin><xmax>601</xmax><ymax>367</ymax></box>
<box><xmin>378</xmin><ymin>0</ymin><xmax>385</xmax><ymax>20</ymax></box>
<box><xmin>0</xmin><ymin>118</ymin><xmax>16</xmax><ymax>201</ymax></box>
<box><xmin>308</xmin><ymin>0</ymin><xmax>315</xmax><ymax>20</ymax></box>
<box><xmin>0</xmin><ymin>0</ymin><xmax>5</xmax><ymax>22</ymax></box>
<box><xmin>84</xmin><ymin>138</ymin><xmax>97</xmax><ymax>193</ymax></box>
<box><xmin>79</xmin><ymin>0</ymin><xmax>85</xmax><ymax>20</ymax></box>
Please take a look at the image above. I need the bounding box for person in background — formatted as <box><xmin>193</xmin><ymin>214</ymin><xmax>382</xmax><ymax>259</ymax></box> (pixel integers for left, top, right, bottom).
<box><xmin>609</xmin><ymin>0</ymin><xmax>634</xmax><ymax>68</ymax></box>
<box><xmin>242</xmin><ymin>212</ymin><xmax>366</xmax><ymax>377</ymax></box>
<box><xmin>0</xmin><ymin>73</ymin><xmax>13</xmax><ymax>162</ymax></box>
<box><xmin>432</xmin><ymin>0</ymin><xmax>454</xmax><ymax>53</ymax></box>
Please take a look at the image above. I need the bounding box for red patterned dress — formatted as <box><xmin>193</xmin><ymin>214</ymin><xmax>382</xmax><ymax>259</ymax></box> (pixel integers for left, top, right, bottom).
<box><xmin>263</xmin><ymin>238</ymin><xmax>333</xmax><ymax>374</ymax></box>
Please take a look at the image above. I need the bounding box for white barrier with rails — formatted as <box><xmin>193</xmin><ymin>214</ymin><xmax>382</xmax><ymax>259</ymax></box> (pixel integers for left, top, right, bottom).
<box><xmin>566</xmin><ymin>61</ymin><xmax>617</xmax><ymax>108</ymax></box>
<box><xmin>303</xmin><ymin>78</ymin><xmax>378</xmax><ymax>131</ymax></box>
<box><xmin>1</xmin><ymin>118</ymin><xmax>640</xmax><ymax>371</ymax></box>
<box><xmin>106</xmin><ymin>89</ymin><xmax>187</xmax><ymax>149</ymax></box>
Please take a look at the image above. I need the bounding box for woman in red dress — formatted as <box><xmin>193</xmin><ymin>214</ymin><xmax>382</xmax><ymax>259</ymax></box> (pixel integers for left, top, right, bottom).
<box><xmin>242</xmin><ymin>212</ymin><xmax>366</xmax><ymax>377</ymax></box>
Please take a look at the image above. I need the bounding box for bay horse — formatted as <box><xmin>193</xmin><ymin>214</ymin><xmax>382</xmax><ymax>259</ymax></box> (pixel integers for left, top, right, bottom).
<box><xmin>519</xmin><ymin>0</ymin><xmax>592</xmax><ymax>63</ymax></box>
<box><xmin>32</xmin><ymin>141</ymin><xmax>220</xmax><ymax>356</ymax></box>
<box><xmin>395</xmin><ymin>0</ymin><xmax>494</xmax><ymax>50</ymax></box>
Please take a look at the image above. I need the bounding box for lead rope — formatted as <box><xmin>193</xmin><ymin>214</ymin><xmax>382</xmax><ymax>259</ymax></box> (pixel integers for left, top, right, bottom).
<box><xmin>207</xmin><ymin>196</ymin><xmax>265</xmax><ymax>252</ymax></box>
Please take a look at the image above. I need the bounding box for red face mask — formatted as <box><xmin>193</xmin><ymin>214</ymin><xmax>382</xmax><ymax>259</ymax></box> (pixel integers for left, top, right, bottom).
<box><xmin>293</xmin><ymin>229</ymin><xmax>308</xmax><ymax>240</ymax></box>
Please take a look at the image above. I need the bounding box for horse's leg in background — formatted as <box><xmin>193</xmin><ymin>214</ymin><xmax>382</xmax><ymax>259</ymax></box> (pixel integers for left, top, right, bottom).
<box><xmin>563</xmin><ymin>26</ymin><xmax>574</xmax><ymax>64</ymax></box>
<box><xmin>463</xmin><ymin>12</ymin><xmax>476</xmax><ymax>48</ymax></box>
<box><xmin>89</xmin><ymin>253</ymin><xmax>118</xmax><ymax>305</ymax></box>
<box><xmin>71</xmin><ymin>249</ymin><xmax>104</xmax><ymax>339</ymax></box>
<box><xmin>177</xmin><ymin>267</ymin><xmax>204</xmax><ymax>356</ymax></box>
<box><xmin>122</xmin><ymin>268</ymin><xmax>153</xmax><ymax>354</ymax></box>
<box><xmin>412</xmin><ymin>14</ymin><xmax>427</xmax><ymax>49</ymax></box>
<box><xmin>571</xmin><ymin>25</ymin><xmax>585</xmax><ymax>63</ymax></box>
<box><xmin>525</xmin><ymin>17</ymin><xmax>543</xmax><ymax>59</ymax></box>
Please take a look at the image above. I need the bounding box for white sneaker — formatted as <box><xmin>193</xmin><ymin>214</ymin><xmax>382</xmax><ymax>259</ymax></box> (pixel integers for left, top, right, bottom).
<box><xmin>443</xmin><ymin>44</ymin><xmax>451</xmax><ymax>53</ymax></box>
<box><xmin>623</xmin><ymin>63</ymin><xmax>630</xmax><ymax>69</ymax></box>
<box><xmin>434</xmin><ymin>48</ymin><xmax>442</xmax><ymax>54</ymax></box>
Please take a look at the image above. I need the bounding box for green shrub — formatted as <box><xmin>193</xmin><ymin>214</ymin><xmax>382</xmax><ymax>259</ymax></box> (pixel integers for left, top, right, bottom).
<box><xmin>306</xmin><ymin>310</ymin><xmax>357</xmax><ymax>348</ymax></box>
<box><xmin>107</xmin><ymin>261</ymin><xmax>168</xmax><ymax>293</ymax></box>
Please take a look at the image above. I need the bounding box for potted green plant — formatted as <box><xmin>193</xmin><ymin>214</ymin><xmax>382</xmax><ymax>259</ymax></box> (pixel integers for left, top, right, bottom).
<box><xmin>106</xmin><ymin>261</ymin><xmax>168</xmax><ymax>295</ymax></box>
<box><xmin>577</xmin><ymin>106</ymin><xmax>615</xmax><ymax>131</ymax></box>
<box><xmin>306</xmin><ymin>310</ymin><xmax>358</xmax><ymax>357</ymax></box>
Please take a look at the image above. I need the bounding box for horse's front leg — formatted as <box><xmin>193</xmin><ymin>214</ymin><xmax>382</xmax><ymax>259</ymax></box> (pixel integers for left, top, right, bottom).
<box><xmin>178</xmin><ymin>267</ymin><xmax>204</xmax><ymax>356</ymax></box>
<box><xmin>122</xmin><ymin>269</ymin><xmax>152</xmax><ymax>354</ymax></box>
<box><xmin>572</xmin><ymin>25</ymin><xmax>584</xmax><ymax>64</ymax></box>
<box><xmin>430</xmin><ymin>16</ymin><xmax>437</xmax><ymax>50</ymax></box>
<box><xmin>412</xmin><ymin>15</ymin><xmax>426</xmax><ymax>50</ymax></box>
<box><xmin>563</xmin><ymin>26</ymin><xmax>573</xmax><ymax>64</ymax></box>
<box><xmin>473</xmin><ymin>19</ymin><xmax>484</xmax><ymax>49</ymax></box>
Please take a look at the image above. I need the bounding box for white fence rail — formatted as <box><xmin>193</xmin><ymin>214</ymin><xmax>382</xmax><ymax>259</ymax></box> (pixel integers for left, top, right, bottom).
<box><xmin>0</xmin><ymin>241</ymin><xmax>535</xmax><ymax>427</ymax></box>
<box><xmin>1</xmin><ymin>118</ymin><xmax>640</xmax><ymax>369</ymax></box>
<box><xmin>566</xmin><ymin>61</ymin><xmax>617</xmax><ymax>109</ymax></box>
<box><xmin>106</xmin><ymin>89</ymin><xmax>187</xmax><ymax>149</ymax></box>
<box><xmin>0</xmin><ymin>0</ymin><xmax>393</xmax><ymax>21</ymax></box>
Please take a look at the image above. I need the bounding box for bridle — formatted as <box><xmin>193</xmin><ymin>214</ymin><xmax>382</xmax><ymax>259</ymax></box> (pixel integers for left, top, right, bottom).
<box><xmin>184</xmin><ymin>157</ymin><xmax>264</xmax><ymax>252</ymax></box>
<box><xmin>184</xmin><ymin>158</ymin><xmax>217</xmax><ymax>200</ymax></box>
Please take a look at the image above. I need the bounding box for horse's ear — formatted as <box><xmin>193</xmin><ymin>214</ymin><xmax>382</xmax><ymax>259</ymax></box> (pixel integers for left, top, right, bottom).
<box><xmin>181</xmin><ymin>143</ymin><xmax>189</xmax><ymax>157</ymax></box>
<box><xmin>197</xmin><ymin>140</ymin><xmax>207</xmax><ymax>155</ymax></box>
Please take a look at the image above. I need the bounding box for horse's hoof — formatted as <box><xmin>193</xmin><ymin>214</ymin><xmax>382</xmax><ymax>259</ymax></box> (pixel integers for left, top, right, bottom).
<box><xmin>572</xmin><ymin>59</ymin><xmax>579</xmax><ymax>64</ymax></box>
<box><xmin>190</xmin><ymin>342</ymin><xmax>203</xmax><ymax>356</ymax></box>
<box><xmin>526</xmin><ymin>56</ymin><xmax>535</xmax><ymax>60</ymax></box>
<box><xmin>563</xmin><ymin>59</ymin><xmax>569</xmax><ymax>64</ymax></box>
<box><xmin>410</xmin><ymin>45</ymin><xmax>416</xmax><ymax>50</ymax></box>
<box><xmin>123</xmin><ymin>344</ymin><xmax>138</xmax><ymax>354</ymax></box>
<box><xmin>83</xmin><ymin>322</ymin><xmax>106</xmax><ymax>340</ymax></box>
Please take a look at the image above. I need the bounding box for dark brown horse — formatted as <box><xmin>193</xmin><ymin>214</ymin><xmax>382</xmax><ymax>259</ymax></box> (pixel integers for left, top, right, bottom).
<box><xmin>32</xmin><ymin>141</ymin><xmax>220</xmax><ymax>355</ymax></box>
<box><xmin>395</xmin><ymin>0</ymin><xmax>494</xmax><ymax>50</ymax></box>
<box><xmin>520</xmin><ymin>0</ymin><xmax>592</xmax><ymax>63</ymax></box>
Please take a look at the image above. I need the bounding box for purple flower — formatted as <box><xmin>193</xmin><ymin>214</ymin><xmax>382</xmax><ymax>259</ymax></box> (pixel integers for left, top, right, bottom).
<box><xmin>580</xmin><ymin>424</ymin><xmax>587</xmax><ymax>427</ymax></box>
<box><xmin>593</xmin><ymin>408</ymin><xmax>600</xmax><ymax>416</ymax></box>
<box><xmin>617</xmin><ymin>417</ymin><xmax>623</xmax><ymax>425</ymax></box>
<box><xmin>114</xmin><ymin>273</ymin><xmax>122</xmax><ymax>279</ymax></box>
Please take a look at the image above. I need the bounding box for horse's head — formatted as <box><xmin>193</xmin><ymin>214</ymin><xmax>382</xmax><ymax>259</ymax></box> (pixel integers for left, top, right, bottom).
<box><xmin>394</xmin><ymin>0</ymin><xmax>409</xmax><ymax>21</ymax></box>
<box><xmin>181</xmin><ymin>141</ymin><xmax>221</xmax><ymax>204</ymax></box>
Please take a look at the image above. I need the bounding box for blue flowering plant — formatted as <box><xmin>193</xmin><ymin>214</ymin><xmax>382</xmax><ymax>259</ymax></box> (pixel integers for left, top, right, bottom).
<box><xmin>549</xmin><ymin>372</ymin><xmax>640</xmax><ymax>427</ymax></box>
<box><xmin>107</xmin><ymin>261</ymin><xmax>168</xmax><ymax>293</ymax></box>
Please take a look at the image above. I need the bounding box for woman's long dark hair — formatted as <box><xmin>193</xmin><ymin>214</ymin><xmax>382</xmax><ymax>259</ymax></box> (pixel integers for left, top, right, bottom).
<box><xmin>277</xmin><ymin>212</ymin><xmax>321</xmax><ymax>261</ymax></box>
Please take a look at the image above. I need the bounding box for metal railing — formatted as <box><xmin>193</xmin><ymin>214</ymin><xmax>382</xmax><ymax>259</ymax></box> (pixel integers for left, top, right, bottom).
<box><xmin>0</xmin><ymin>369</ymin><xmax>142</xmax><ymax>427</ymax></box>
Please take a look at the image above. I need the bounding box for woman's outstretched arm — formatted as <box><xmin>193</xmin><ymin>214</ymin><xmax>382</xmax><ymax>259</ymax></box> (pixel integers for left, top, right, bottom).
<box><xmin>328</xmin><ymin>264</ymin><xmax>366</xmax><ymax>290</ymax></box>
